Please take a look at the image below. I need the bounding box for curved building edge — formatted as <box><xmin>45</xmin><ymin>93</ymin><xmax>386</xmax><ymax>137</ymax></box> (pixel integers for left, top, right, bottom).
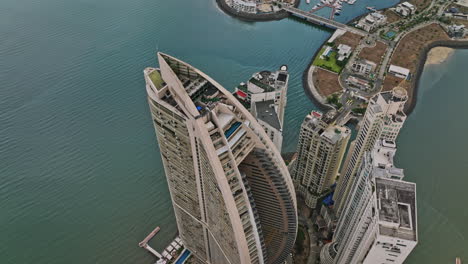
<box><xmin>144</xmin><ymin>52</ymin><xmax>298</xmax><ymax>264</ymax></box>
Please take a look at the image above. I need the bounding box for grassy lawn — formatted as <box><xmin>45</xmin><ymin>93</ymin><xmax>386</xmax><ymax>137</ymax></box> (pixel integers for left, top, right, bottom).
<box><xmin>313</xmin><ymin>48</ymin><xmax>343</xmax><ymax>73</ymax></box>
<box><xmin>149</xmin><ymin>70</ymin><xmax>165</xmax><ymax>90</ymax></box>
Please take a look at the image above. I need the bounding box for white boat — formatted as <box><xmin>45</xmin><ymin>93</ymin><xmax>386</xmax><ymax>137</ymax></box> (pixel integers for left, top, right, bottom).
<box><xmin>306</xmin><ymin>0</ymin><xmax>310</xmax><ymax>4</ymax></box>
<box><xmin>348</xmin><ymin>0</ymin><xmax>356</xmax><ymax>4</ymax></box>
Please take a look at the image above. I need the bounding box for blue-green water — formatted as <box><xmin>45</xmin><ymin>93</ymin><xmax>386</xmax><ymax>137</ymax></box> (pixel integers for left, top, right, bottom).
<box><xmin>397</xmin><ymin>50</ymin><xmax>468</xmax><ymax>263</ymax></box>
<box><xmin>1</xmin><ymin>0</ymin><xmax>466</xmax><ymax>263</ymax></box>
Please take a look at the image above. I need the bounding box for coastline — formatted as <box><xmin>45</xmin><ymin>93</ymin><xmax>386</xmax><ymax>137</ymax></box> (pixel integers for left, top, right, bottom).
<box><xmin>405</xmin><ymin>40</ymin><xmax>468</xmax><ymax>115</ymax></box>
<box><xmin>425</xmin><ymin>47</ymin><xmax>454</xmax><ymax>65</ymax></box>
<box><xmin>302</xmin><ymin>44</ymin><xmax>335</xmax><ymax>111</ymax></box>
<box><xmin>215</xmin><ymin>0</ymin><xmax>468</xmax><ymax>116</ymax></box>
<box><xmin>302</xmin><ymin>23</ymin><xmax>468</xmax><ymax>116</ymax></box>
<box><xmin>215</xmin><ymin>0</ymin><xmax>300</xmax><ymax>22</ymax></box>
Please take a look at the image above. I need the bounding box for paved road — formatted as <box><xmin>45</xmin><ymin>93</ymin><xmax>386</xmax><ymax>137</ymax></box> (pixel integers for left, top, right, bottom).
<box><xmin>299</xmin><ymin>216</ymin><xmax>321</xmax><ymax>264</ymax></box>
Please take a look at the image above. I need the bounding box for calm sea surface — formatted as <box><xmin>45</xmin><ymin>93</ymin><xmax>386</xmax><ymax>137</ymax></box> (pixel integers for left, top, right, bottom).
<box><xmin>0</xmin><ymin>0</ymin><xmax>466</xmax><ymax>263</ymax></box>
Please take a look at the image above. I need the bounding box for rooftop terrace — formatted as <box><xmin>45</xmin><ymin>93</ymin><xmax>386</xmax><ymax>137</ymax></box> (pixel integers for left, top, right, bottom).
<box><xmin>376</xmin><ymin>178</ymin><xmax>417</xmax><ymax>241</ymax></box>
<box><xmin>249</xmin><ymin>77</ymin><xmax>275</xmax><ymax>92</ymax></box>
<box><xmin>149</xmin><ymin>69</ymin><xmax>165</xmax><ymax>90</ymax></box>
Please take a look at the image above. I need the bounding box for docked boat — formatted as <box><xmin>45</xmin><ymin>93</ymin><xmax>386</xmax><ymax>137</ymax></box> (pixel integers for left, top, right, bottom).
<box><xmin>456</xmin><ymin>257</ymin><xmax>461</xmax><ymax>264</ymax></box>
<box><xmin>306</xmin><ymin>0</ymin><xmax>310</xmax><ymax>4</ymax></box>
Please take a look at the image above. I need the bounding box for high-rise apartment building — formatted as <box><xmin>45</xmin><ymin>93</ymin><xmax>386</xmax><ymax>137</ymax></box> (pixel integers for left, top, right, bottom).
<box><xmin>233</xmin><ymin>67</ymin><xmax>289</xmax><ymax>152</ymax></box>
<box><xmin>145</xmin><ymin>53</ymin><xmax>297</xmax><ymax>264</ymax></box>
<box><xmin>321</xmin><ymin>140</ymin><xmax>417</xmax><ymax>264</ymax></box>
<box><xmin>333</xmin><ymin>87</ymin><xmax>407</xmax><ymax>215</ymax></box>
<box><xmin>291</xmin><ymin>111</ymin><xmax>350</xmax><ymax>208</ymax></box>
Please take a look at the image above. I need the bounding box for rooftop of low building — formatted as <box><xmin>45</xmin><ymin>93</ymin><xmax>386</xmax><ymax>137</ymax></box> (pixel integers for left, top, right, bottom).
<box><xmin>248</xmin><ymin>67</ymin><xmax>289</xmax><ymax>93</ymax></box>
<box><xmin>255</xmin><ymin>100</ymin><xmax>281</xmax><ymax>130</ymax></box>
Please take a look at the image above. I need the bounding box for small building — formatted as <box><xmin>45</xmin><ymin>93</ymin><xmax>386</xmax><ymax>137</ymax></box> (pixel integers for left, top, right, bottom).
<box><xmin>231</xmin><ymin>0</ymin><xmax>257</xmax><ymax>14</ymax></box>
<box><xmin>337</xmin><ymin>44</ymin><xmax>352</xmax><ymax>61</ymax></box>
<box><xmin>448</xmin><ymin>7</ymin><xmax>459</xmax><ymax>13</ymax></box>
<box><xmin>388</xmin><ymin>65</ymin><xmax>410</xmax><ymax>79</ymax></box>
<box><xmin>352</xmin><ymin>59</ymin><xmax>377</xmax><ymax>76</ymax></box>
<box><xmin>321</xmin><ymin>46</ymin><xmax>333</xmax><ymax>59</ymax></box>
<box><xmin>252</xmin><ymin>100</ymin><xmax>283</xmax><ymax>151</ymax></box>
<box><xmin>447</xmin><ymin>24</ymin><xmax>466</xmax><ymax>38</ymax></box>
<box><xmin>453</xmin><ymin>13</ymin><xmax>468</xmax><ymax>20</ymax></box>
<box><xmin>396</xmin><ymin>1</ymin><xmax>416</xmax><ymax>17</ymax></box>
<box><xmin>233</xmin><ymin>66</ymin><xmax>289</xmax><ymax>152</ymax></box>
<box><xmin>346</xmin><ymin>76</ymin><xmax>372</xmax><ymax>91</ymax></box>
<box><xmin>357</xmin><ymin>12</ymin><xmax>387</xmax><ymax>32</ymax></box>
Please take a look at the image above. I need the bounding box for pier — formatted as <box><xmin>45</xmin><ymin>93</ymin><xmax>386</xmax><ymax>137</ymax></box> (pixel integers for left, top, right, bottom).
<box><xmin>139</xmin><ymin>225</ymin><xmax>186</xmax><ymax>263</ymax></box>
<box><xmin>139</xmin><ymin>226</ymin><xmax>163</xmax><ymax>258</ymax></box>
<box><xmin>282</xmin><ymin>6</ymin><xmax>367</xmax><ymax>36</ymax></box>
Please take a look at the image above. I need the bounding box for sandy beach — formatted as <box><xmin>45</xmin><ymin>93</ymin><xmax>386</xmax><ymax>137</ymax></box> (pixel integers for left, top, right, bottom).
<box><xmin>425</xmin><ymin>47</ymin><xmax>455</xmax><ymax>65</ymax></box>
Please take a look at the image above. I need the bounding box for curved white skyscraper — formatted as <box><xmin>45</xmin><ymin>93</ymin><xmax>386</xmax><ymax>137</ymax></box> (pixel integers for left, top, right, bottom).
<box><xmin>144</xmin><ymin>53</ymin><xmax>297</xmax><ymax>264</ymax></box>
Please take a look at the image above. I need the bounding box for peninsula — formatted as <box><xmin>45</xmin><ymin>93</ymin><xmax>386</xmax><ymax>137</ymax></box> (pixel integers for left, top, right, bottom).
<box><xmin>305</xmin><ymin>0</ymin><xmax>468</xmax><ymax>116</ymax></box>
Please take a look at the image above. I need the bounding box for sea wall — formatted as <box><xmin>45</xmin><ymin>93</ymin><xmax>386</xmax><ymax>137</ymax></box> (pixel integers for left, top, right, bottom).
<box><xmin>302</xmin><ymin>44</ymin><xmax>334</xmax><ymax>111</ymax></box>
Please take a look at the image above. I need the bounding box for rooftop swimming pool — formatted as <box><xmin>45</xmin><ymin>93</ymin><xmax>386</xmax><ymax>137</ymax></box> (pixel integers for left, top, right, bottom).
<box><xmin>175</xmin><ymin>250</ymin><xmax>191</xmax><ymax>264</ymax></box>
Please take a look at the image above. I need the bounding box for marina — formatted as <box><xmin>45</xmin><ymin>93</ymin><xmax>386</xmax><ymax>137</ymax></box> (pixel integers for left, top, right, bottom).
<box><xmin>308</xmin><ymin>0</ymin><xmax>359</xmax><ymax>19</ymax></box>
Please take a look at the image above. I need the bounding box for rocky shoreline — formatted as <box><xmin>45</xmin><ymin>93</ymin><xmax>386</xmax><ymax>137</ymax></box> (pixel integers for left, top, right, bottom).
<box><xmin>215</xmin><ymin>0</ymin><xmax>300</xmax><ymax>22</ymax></box>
